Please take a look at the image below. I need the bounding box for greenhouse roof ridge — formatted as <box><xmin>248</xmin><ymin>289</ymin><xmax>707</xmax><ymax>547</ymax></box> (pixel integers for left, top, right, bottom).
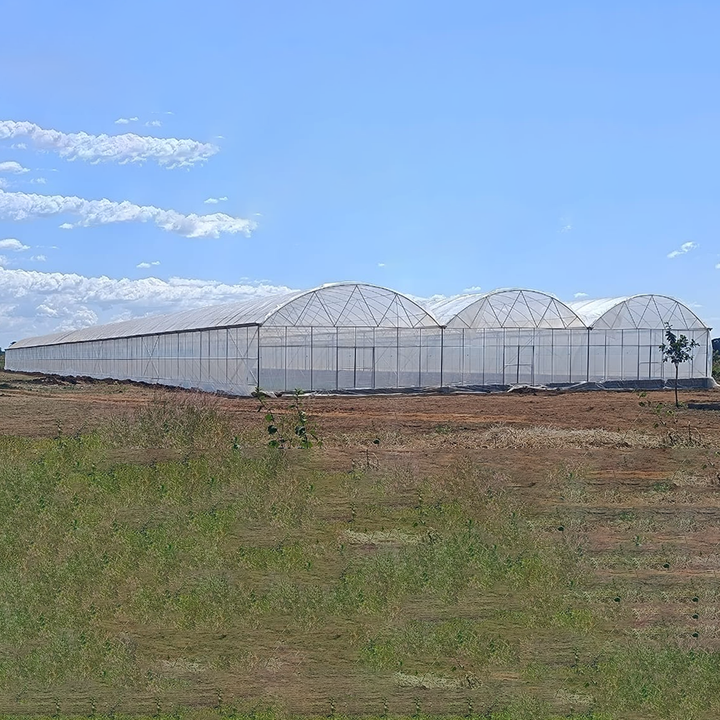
<box><xmin>428</xmin><ymin>286</ymin><xmax>564</xmax><ymax>312</ymax></box>
<box><xmin>428</xmin><ymin>288</ymin><xmax>586</xmax><ymax>329</ymax></box>
<box><xmin>9</xmin><ymin>288</ymin><xmax>310</xmax><ymax>349</ymax></box>
<box><xmin>9</xmin><ymin>281</ymin><xmax>442</xmax><ymax>349</ymax></box>
<box><xmin>569</xmin><ymin>294</ymin><xmax>710</xmax><ymax>330</ymax></box>
<box><xmin>8</xmin><ymin>286</ymin><xmax>710</xmax><ymax>350</ymax></box>
<box><xmin>568</xmin><ymin>296</ymin><xmax>631</xmax><ymax>326</ymax></box>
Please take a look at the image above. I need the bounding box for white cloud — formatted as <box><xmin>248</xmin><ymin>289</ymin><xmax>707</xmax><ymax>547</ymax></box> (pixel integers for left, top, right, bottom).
<box><xmin>30</xmin><ymin>255</ymin><xmax>46</xmax><ymax>262</ymax></box>
<box><xmin>0</xmin><ymin>178</ymin><xmax>7</xmax><ymax>189</ymax></box>
<box><xmin>204</xmin><ymin>196</ymin><xmax>228</xmax><ymax>204</ymax></box>
<box><xmin>145</xmin><ymin>120</ymin><xmax>162</xmax><ymax>128</ymax></box>
<box><xmin>560</xmin><ymin>224</ymin><xmax>572</xmax><ymax>233</ymax></box>
<box><xmin>377</xmin><ymin>263</ymin><xmax>385</xmax><ymax>267</ymax></box>
<box><xmin>574</xmin><ymin>292</ymin><xmax>588</xmax><ymax>298</ymax></box>
<box><xmin>462</xmin><ymin>285</ymin><xmax>482</xmax><ymax>293</ymax></box>
<box><xmin>137</xmin><ymin>260</ymin><xmax>160</xmax><ymax>269</ymax></box>
<box><xmin>0</xmin><ymin>161</ymin><xmax>30</xmax><ymax>174</ymax></box>
<box><xmin>0</xmin><ymin>238</ymin><xmax>30</xmax><ymax>252</ymax></box>
<box><xmin>0</xmin><ymin>120</ymin><xmax>218</xmax><ymax>168</ymax></box>
<box><xmin>0</xmin><ymin>267</ymin><xmax>294</xmax><ymax>347</ymax></box>
<box><xmin>0</xmin><ymin>190</ymin><xmax>256</xmax><ymax>238</ymax></box>
<box><xmin>114</xmin><ymin>117</ymin><xmax>138</xmax><ymax>125</ymax></box>
<box><xmin>716</xmin><ymin>263</ymin><xmax>720</xmax><ymax>270</ymax></box>
<box><xmin>667</xmin><ymin>241</ymin><xmax>698</xmax><ymax>258</ymax></box>
<box><xmin>30</xmin><ymin>177</ymin><xmax>47</xmax><ymax>185</ymax></box>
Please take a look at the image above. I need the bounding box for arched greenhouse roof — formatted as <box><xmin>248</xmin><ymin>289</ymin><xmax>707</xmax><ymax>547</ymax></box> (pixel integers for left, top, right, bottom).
<box><xmin>262</xmin><ymin>282</ymin><xmax>439</xmax><ymax>328</ymax></box>
<box><xmin>10</xmin><ymin>282</ymin><xmax>441</xmax><ymax>349</ymax></box>
<box><xmin>569</xmin><ymin>294</ymin><xmax>709</xmax><ymax>331</ymax></box>
<box><xmin>429</xmin><ymin>289</ymin><xmax>586</xmax><ymax>329</ymax></box>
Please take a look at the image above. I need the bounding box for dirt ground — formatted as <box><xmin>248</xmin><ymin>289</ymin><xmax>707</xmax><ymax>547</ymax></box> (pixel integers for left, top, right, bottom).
<box><xmin>1</xmin><ymin>369</ymin><xmax>719</xmax><ymax>439</ymax></box>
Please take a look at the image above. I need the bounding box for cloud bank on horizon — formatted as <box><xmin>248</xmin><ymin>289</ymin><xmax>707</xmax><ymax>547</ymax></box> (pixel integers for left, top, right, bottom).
<box><xmin>0</xmin><ymin>265</ymin><xmax>294</xmax><ymax>346</ymax></box>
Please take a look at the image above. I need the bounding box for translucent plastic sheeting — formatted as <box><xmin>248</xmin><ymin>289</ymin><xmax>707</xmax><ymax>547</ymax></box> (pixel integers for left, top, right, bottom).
<box><xmin>430</xmin><ymin>289</ymin><xmax>585</xmax><ymax>329</ymax></box>
<box><xmin>6</xmin><ymin>287</ymin><xmax>713</xmax><ymax>395</ymax></box>
<box><xmin>570</xmin><ymin>295</ymin><xmax>707</xmax><ymax>331</ymax></box>
<box><xmin>9</xmin><ymin>327</ymin><xmax>710</xmax><ymax>394</ymax></box>
<box><xmin>10</xmin><ymin>282</ymin><xmax>439</xmax><ymax>349</ymax></box>
<box><xmin>7</xmin><ymin>326</ymin><xmax>446</xmax><ymax>394</ymax></box>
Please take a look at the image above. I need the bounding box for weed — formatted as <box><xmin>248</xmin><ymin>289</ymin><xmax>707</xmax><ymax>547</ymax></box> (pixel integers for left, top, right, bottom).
<box><xmin>256</xmin><ymin>387</ymin><xmax>321</xmax><ymax>449</ymax></box>
<box><xmin>638</xmin><ymin>396</ymin><xmax>702</xmax><ymax>446</ymax></box>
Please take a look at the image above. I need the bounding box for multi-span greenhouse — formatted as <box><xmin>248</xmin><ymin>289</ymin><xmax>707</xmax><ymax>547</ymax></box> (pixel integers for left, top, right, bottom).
<box><xmin>5</xmin><ymin>282</ymin><xmax>714</xmax><ymax>394</ymax></box>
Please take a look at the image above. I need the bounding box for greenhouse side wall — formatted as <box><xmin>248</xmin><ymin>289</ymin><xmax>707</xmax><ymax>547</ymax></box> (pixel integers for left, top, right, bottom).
<box><xmin>257</xmin><ymin>327</ymin><xmax>444</xmax><ymax>392</ymax></box>
<box><xmin>5</xmin><ymin>326</ymin><xmax>713</xmax><ymax>393</ymax></box>
<box><xmin>587</xmin><ymin>329</ymin><xmax>710</xmax><ymax>382</ymax></box>
<box><xmin>5</xmin><ymin>328</ymin><xmax>261</xmax><ymax>396</ymax></box>
<box><xmin>440</xmin><ymin>329</ymin><xmax>591</xmax><ymax>386</ymax></box>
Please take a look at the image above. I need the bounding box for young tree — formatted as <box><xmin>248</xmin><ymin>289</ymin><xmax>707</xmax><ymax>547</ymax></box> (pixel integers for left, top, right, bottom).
<box><xmin>659</xmin><ymin>325</ymin><xmax>699</xmax><ymax>407</ymax></box>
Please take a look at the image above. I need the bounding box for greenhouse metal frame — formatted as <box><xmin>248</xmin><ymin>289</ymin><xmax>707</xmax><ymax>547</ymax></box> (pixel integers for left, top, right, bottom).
<box><xmin>6</xmin><ymin>283</ymin><xmax>713</xmax><ymax>394</ymax></box>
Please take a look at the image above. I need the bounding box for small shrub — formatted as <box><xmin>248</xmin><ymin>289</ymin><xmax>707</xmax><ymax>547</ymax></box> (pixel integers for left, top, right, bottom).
<box><xmin>256</xmin><ymin>388</ymin><xmax>321</xmax><ymax>449</ymax></box>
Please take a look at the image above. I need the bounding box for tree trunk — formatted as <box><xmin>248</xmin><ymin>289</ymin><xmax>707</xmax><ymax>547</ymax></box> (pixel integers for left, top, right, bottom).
<box><xmin>674</xmin><ymin>363</ymin><xmax>679</xmax><ymax>408</ymax></box>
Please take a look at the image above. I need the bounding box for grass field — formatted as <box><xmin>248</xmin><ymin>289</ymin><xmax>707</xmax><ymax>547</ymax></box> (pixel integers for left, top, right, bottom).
<box><xmin>0</xmin><ymin>372</ymin><xmax>719</xmax><ymax>719</ymax></box>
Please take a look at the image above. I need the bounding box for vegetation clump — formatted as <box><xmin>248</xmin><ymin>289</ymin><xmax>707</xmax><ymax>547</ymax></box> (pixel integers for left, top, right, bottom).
<box><xmin>256</xmin><ymin>387</ymin><xmax>321</xmax><ymax>449</ymax></box>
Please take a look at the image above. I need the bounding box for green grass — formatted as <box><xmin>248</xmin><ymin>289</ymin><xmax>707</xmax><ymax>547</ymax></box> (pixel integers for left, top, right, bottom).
<box><xmin>0</xmin><ymin>713</ymin><xmax>615</xmax><ymax>720</ymax></box>
<box><xmin>0</xmin><ymin>399</ymin><xmax>719</xmax><ymax>718</ymax></box>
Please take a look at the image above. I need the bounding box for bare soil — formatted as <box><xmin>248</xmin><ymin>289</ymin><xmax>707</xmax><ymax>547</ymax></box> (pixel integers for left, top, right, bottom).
<box><xmin>1</xmin><ymin>370</ymin><xmax>719</xmax><ymax>438</ymax></box>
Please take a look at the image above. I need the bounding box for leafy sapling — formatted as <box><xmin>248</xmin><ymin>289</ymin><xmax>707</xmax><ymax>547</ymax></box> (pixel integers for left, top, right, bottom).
<box><xmin>255</xmin><ymin>386</ymin><xmax>321</xmax><ymax>449</ymax></box>
<box><xmin>659</xmin><ymin>325</ymin><xmax>699</xmax><ymax>408</ymax></box>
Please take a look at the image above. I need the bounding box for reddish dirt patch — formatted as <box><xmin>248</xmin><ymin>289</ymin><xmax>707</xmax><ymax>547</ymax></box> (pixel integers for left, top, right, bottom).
<box><xmin>1</xmin><ymin>370</ymin><xmax>718</xmax><ymax>439</ymax></box>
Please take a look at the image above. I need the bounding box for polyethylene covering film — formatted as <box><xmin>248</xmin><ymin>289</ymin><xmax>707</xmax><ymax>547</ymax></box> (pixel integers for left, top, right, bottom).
<box><xmin>430</xmin><ymin>289</ymin><xmax>586</xmax><ymax>329</ymax></box>
<box><xmin>6</xmin><ymin>284</ymin><xmax>713</xmax><ymax>394</ymax></box>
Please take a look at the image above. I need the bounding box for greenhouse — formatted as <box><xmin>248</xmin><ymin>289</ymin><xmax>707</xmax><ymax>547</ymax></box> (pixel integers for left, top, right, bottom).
<box><xmin>430</xmin><ymin>289</ymin><xmax>590</xmax><ymax>386</ymax></box>
<box><xmin>569</xmin><ymin>294</ymin><xmax>711</xmax><ymax>382</ymax></box>
<box><xmin>5</xmin><ymin>283</ymin><xmax>714</xmax><ymax>394</ymax></box>
<box><xmin>6</xmin><ymin>283</ymin><xmax>443</xmax><ymax>394</ymax></box>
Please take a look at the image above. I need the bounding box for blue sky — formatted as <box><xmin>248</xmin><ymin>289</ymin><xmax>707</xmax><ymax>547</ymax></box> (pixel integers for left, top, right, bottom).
<box><xmin>0</xmin><ymin>0</ymin><xmax>718</xmax><ymax>347</ymax></box>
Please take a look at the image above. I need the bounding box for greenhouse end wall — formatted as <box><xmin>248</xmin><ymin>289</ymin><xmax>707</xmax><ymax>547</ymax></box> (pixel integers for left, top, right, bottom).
<box><xmin>5</xmin><ymin>325</ymin><xmax>712</xmax><ymax>395</ymax></box>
